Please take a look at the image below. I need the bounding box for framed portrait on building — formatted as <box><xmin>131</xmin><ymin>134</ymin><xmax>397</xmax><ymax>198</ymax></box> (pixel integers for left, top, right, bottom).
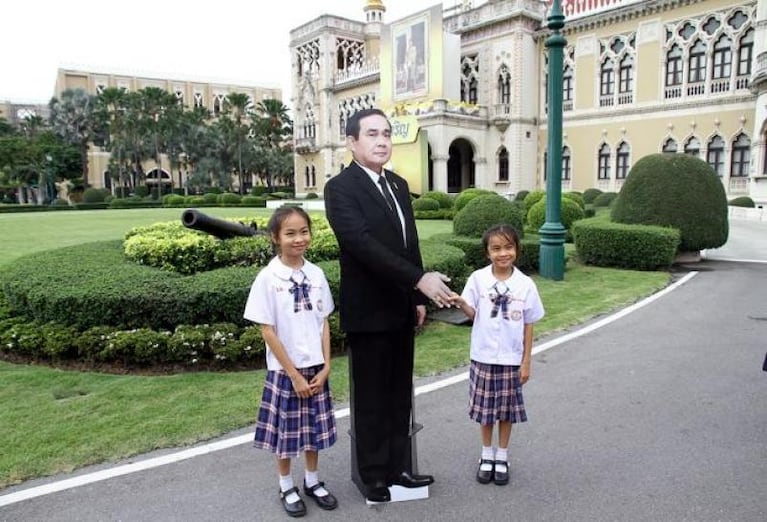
<box><xmin>393</xmin><ymin>14</ymin><xmax>428</xmax><ymax>99</ymax></box>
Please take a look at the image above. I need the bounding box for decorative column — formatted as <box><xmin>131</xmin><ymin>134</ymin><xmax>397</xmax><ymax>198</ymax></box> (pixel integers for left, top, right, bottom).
<box><xmin>431</xmin><ymin>155</ymin><xmax>449</xmax><ymax>193</ymax></box>
<box><xmin>538</xmin><ymin>0</ymin><xmax>567</xmax><ymax>280</ymax></box>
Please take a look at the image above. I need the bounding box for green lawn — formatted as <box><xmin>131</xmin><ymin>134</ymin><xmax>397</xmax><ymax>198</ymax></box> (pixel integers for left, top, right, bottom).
<box><xmin>0</xmin><ymin>209</ymin><xmax>668</xmax><ymax>489</ymax></box>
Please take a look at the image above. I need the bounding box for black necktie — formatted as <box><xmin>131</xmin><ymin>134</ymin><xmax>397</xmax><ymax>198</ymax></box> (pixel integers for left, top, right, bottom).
<box><xmin>377</xmin><ymin>175</ymin><xmax>397</xmax><ymax>214</ymax></box>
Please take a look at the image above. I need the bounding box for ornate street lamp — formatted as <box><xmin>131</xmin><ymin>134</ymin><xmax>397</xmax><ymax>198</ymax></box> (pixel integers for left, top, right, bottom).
<box><xmin>538</xmin><ymin>0</ymin><xmax>567</xmax><ymax>280</ymax></box>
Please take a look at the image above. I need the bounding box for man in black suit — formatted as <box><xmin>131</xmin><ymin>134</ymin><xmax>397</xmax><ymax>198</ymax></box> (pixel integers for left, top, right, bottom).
<box><xmin>324</xmin><ymin>108</ymin><xmax>453</xmax><ymax>503</ymax></box>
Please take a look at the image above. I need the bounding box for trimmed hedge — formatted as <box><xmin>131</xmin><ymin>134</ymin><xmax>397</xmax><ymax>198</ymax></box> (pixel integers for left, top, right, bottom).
<box><xmin>453</xmin><ymin>194</ymin><xmax>525</xmax><ymax>238</ymax></box>
<box><xmin>572</xmin><ymin>217</ymin><xmax>680</xmax><ymax>270</ymax></box>
<box><xmin>728</xmin><ymin>196</ymin><xmax>755</xmax><ymax>208</ymax></box>
<box><xmin>454</xmin><ymin>188</ymin><xmax>494</xmax><ymax>212</ymax></box>
<box><xmin>583</xmin><ymin>188</ymin><xmax>603</xmax><ymax>204</ymax></box>
<box><xmin>420</xmin><ymin>191</ymin><xmax>453</xmax><ymax>209</ymax></box>
<box><xmin>413</xmin><ymin>209</ymin><xmax>455</xmax><ymax>220</ymax></box>
<box><xmin>611</xmin><ymin>153</ymin><xmax>728</xmax><ymax>251</ymax></box>
<box><xmin>434</xmin><ymin>233</ymin><xmax>540</xmax><ymax>274</ymax></box>
<box><xmin>593</xmin><ymin>192</ymin><xmax>618</xmax><ymax>207</ymax></box>
<box><xmin>412</xmin><ymin>197</ymin><xmax>440</xmax><ymax>211</ymax></box>
<box><xmin>526</xmin><ymin>197</ymin><xmax>585</xmax><ymax>241</ymax></box>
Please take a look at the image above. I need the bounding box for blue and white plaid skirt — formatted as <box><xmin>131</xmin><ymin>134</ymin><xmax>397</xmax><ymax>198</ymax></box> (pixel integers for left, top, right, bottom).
<box><xmin>254</xmin><ymin>364</ymin><xmax>337</xmax><ymax>459</ymax></box>
<box><xmin>468</xmin><ymin>360</ymin><xmax>527</xmax><ymax>425</ymax></box>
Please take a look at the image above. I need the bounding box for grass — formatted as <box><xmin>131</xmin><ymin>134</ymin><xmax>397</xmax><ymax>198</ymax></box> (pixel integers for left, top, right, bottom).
<box><xmin>0</xmin><ymin>210</ymin><xmax>669</xmax><ymax>489</ymax></box>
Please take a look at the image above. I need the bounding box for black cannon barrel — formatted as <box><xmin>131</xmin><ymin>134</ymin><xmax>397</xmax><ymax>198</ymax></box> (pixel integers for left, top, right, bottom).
<box><xmin>181</xmin><ymin>209</ymin><xmax>258</xmax><ymax>239</ymax></box>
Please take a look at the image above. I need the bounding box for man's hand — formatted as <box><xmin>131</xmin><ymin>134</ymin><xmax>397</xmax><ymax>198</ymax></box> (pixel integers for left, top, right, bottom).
<box><xmin>416</xmin><ymin>272</ymin><xmax>452</xmax><ymax>308</ymax></box>
<box><xmin>416</xmin><ymin>305</ymin><xmax>426</xmax><ymax>326</ymax></box>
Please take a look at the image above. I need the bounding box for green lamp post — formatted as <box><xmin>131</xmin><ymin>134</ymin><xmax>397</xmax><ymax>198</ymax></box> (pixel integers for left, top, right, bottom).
<box><xmin>538</xmin><ymin>0</ymin><xmax>567</xmax><ymax>280</ymax></box>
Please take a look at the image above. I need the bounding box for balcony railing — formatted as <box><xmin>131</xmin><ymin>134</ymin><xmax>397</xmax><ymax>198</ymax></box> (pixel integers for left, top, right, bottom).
<box><xmin>728</xmin><ymin>177</ymin><xmax>748</xmax><ymax>194</ymax></box>
<box><xmin>334</xmin><ymin>59</ymin><xmax>379</xmax><ymax>86</ymax></box>
<box><xmin>294</xmin><ymin>137</ymin><xmax>317</xmax><ymax>154</ymax></box>
<box><xmin>752</xmin><ymin>52</ymin><xmax>767</xmax><ymax>86</ymax></box>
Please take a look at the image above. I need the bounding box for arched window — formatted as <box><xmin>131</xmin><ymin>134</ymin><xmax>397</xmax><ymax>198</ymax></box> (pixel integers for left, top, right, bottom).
<box><xmin>730</xmin><ymin>133</ymin><xmax>750</xmax><ymax>177</ymax></box>
<box><xmin>600</xmin><ymin>58</ymin><xmax>615</xmax><ymax>96</ymax></box>
<box><xmin>737</xmin><ymin>29</ymin><xmax>754</xmax><ymax>77</ymax></box>
<box><xmin>498</xmin><ymin>147</ymin><xmax>509</xmax><ymax>182</ymax></box>
<box><xmin>684</xmin><ymin>137</ymin><xmax>701</xmax><ymax>157</ymax></box>
<box><xmin>311</xmin><ymin>166</ymin><xmax>317</xmax><ymax>187</ymax></box>
<box><xmin>598</xmin><ymin>144</ymin><xmax>611</xmax><ymax>180</ymax></box>
<box><xmin>563</xmin><ymin>65</ymin><xmax>573</xmax><ymax>106</ymax></box>
<box><xmin>618</xmin><ymin>55</ymin><xmax>634</xmax><ymax>94</ymax></box>
<box><xmin>616</xmin><ymin>142</ymin><xmax>630</xmax><ymax>179</ymax></box>
<box><xmin>688</xmin><ymin>40</ymin><xmax>707</xmax><ymax>84</ymax></box>
<box><xmin>498</xmin><ymin>65</ymin><xmax>511</xmax><ymax>105</ymax></box>
<box><xmin>665</xmin><ymin>44</ymin><xmax>683</xmax><ymax>87</ymax></box>
<box><xmin>562</xmin><ymin>146</ymin><xmax>571</xmax><ymax>180</ymax></box>
<box><xmin>712</xmin><ymin>35</ymin><xmax>732</xmax><ymax>80</ymax></box>
<box><xmin>706</xmin><ymin>135</ymin><xmax>725</xmax><ymax>176</ymax></box>
<box><xmin>304</xmin><ymin>166</ymin><xmax>310</xmax><ymax>187</ymax></box>
<box><xmin>662</xmin><ymin>138</ymin><xmax>678</xmax><ymax>154</ymax></box>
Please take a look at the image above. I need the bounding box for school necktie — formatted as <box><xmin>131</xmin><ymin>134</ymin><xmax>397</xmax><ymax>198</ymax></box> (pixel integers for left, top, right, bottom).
<box><xmin>289</xmin><ymin>275</ymin><xmax>312</xmax><ymax>313</ymax></box>
<box><xmin>490</xmin><ymin>282</ymin><xmax>511</xmax><ymax>320</ymax></box>
<box><xmin>377</xmin><ymin>174</ymin><xmax>398</xmax><ymax>214</ymax></box>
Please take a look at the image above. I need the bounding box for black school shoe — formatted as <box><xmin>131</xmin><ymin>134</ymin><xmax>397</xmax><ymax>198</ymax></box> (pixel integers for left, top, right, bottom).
<box><xmin>493</xmin><ymin>460</ymin><xmax>509</xmax><ymax>486</ymax></box>
<box><xmin>279</xmin><ymin>487</ymin><xmax>306</xmax><ymax>517</ymax></box>
<box><xmin>476</xmin><ymin>459</ymin><xmax>494</xmax><ymax>484</ymax></box>
<box><xmin>303</xmin><ymin>481</ymin><xmax>338</xmax><ymax>510</ymax></box>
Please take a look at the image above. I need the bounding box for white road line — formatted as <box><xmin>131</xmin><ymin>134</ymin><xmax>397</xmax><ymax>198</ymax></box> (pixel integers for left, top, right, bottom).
<box><xmin>0</xmin><ymin>271</ymin><xmax>698</xmax><ymax>508</ymax></box>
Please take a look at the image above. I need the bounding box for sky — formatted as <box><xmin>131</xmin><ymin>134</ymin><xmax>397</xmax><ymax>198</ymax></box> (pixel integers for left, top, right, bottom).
<box><xmin>0</xmin><ymin>0</ymin><xmax>470</xmax><ymax>106</ymax></box>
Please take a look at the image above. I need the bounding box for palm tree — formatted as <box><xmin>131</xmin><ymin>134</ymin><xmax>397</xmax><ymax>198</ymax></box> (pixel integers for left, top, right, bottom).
<box><xmin>49</xmin><ymin>88</ymin><xmax>96</xmax><ymax>185</ymax></box>
<box><xmin>224</xmin><ymin>92</ymin><xmax>252</xmax><ymax>194</ymax></box>
<box><xmin>254</xmin><ymin>99</ymin><xmax>292</xmax><ymax>149</ymax></box>
<box><xmin>95</xmin><ymin>87</ymin><xmax>129</xmax><ymax>192</ymax></box>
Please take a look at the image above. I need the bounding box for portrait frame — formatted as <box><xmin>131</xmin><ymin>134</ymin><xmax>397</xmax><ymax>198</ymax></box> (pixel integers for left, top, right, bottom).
<box><xmin>392</xmin><ymin>13</ymin><xmax>429</xmax><ymax>100</ymax></box>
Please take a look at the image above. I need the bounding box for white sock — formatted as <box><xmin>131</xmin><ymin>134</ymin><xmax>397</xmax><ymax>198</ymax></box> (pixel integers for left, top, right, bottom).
<box><xmin>279</xmin><ymin>474</ymin><xmax>300</xmax><ymax>503</ymax></box>
<box><xmin>305</xmin><ymin>470</ymin><xmax>328</xmax><ymax>497</ymax></box>
<box><xmin>480</xmin><ymin>446</ymin><xmax>494</xmax><ymax>471</ymax></box>
<box><xmin>496</xmin><ymin>448</ymin><xmax>509</xmax><ymax>465</ymax></box>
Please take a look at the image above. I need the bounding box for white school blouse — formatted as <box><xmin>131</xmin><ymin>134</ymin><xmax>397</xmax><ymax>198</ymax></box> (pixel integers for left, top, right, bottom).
<box><xmin>243</xmin><ymin>257</ymin><xmax>334</xmax><ymax>371</ymax></box>
<box><xmin>460</xmin><ymin>265</ymin><xmax>545</xmax><ymax>366</ymax></box>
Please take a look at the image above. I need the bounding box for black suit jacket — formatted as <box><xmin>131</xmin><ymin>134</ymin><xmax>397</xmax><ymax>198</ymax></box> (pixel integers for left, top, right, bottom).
<box><xmin>324</xmin><ymin>162</ymin><xmax>427</xmax><ymax>333</ymax></box>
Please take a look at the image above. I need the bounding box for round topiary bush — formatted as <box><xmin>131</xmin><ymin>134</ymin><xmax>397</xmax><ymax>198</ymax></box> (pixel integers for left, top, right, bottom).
<box><xmin>562</xmin><ymin>192</ymin><xmax>585</xmax><ymax>209</ymax></box>
<box><xmin>514</xmin><ymin>190</ymin><xmax>529</xmax><ymax>202</ymax></box>
<box><xmin>82</xmin><ymin>188</ymin><xmax>109</xmax><ymax>203</ymax></box>
<box><xmin>583</xmin><ymin>188</ymin><xmax>603</xmax><ymax>204</ymax></box>
<box><xmin>611</xmin><ymin>153</ymin><xmax>728</xmax><ymax>251</ymax></box>
<box><xmin>421</xmin><ymin>191</ymin><xmax>453</xmax><ymax>209</ymax></box>
<box><xmin>412</xmin><ymin>197</ymin><xmax>440</xmax><ymax>211</ymax></box>
<box><xmin>453</xmin><ymin>194</ymin><xmax>525</xmax><ymax>238</ymax></box>
<box><xmin>728</xmin><ymin>196</ymin><xmax>755</xmax><ymax>208</ymax></box>
<box><xmin>593</xmin><ymin>192</ymin><xmax>618</xmax><ymax>207</ymax></box>
<box><xmin>454</xmin><ymin>188</ymin><xmax>495</xmax><ymax>212</ymax></box>
<box><xmin>523</xmin><ymin>190</ymin><xmax>546</xmax><ymax>214</ymax></box>
<box><xmin>218</xmin><ymin>193</ymin><xmax>242</xmax><ymax>205</ymax></box>
<box><xmin>526</xmin><ymin>197</ymin><xmax>586</xmax><ymax>239</ymax></box>
<box><xmin>305</xmin><ymin>192</ymin><xmax>319</xmax><ymax>200</ymax></box>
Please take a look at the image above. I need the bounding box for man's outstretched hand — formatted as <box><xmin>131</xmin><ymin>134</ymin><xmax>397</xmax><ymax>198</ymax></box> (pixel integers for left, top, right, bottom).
<box><xmin>416</xmin><ymin>272</ymin><xmax>452</xmax><ymax>308</ymax></box>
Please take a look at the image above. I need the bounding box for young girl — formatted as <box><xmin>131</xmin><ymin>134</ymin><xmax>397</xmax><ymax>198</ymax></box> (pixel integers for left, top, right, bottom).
<box><xmin>449</xmin><ymin>224</ymin><xmax>545</xmax><ymax>486</ymax></box>
<box><xmin>243</xmin><ymin>206</ymin><xmax>338</xmax><ymax>517</ymax></box>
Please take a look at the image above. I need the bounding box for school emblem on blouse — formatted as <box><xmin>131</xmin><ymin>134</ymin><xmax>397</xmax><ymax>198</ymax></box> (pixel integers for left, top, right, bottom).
<box><xmin>316</xmin><ymin>299</ymin><xmax>324</xmax><ymax>312</ymax></box>
<box><xmin>510</xmin><ymin>310</ymin><xmax>523</xmax><ymax>321</ymax></box>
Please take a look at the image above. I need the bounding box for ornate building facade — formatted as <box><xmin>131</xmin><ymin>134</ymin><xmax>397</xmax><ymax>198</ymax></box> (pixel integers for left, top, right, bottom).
<box><xmin>53</xmin><ymin>67</ymin><xmax>282</xmax><ymax>190</ymax></box>
<box><xmin>290</xmin><ymin>0</ymin><xmax>767</xmax><ymax>205</ymax></box>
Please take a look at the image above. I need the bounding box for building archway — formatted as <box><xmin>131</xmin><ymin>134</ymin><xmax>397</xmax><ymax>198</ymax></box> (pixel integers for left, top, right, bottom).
<box><xmin>448</xmin><ymin>138</ymin><xmax>475</xmax><ymax>193</ymax></box>
<box><xmin>427</xmin><ymin>143</ymin><xmax>434</xmax><ymax>191</ymax></box>
<box><xmin>102</xmin><ymin>170</ymin><xmax>112</xmax><ymax>191</ymax></box>
<box><xmin>146</xmin><ymin>168</ymin><xmax>172</xmax><ymax>195</ymax></box>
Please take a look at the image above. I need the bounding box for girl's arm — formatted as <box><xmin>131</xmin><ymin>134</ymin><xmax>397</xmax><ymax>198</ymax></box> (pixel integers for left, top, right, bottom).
<box><xmin>520</xmin><ymin>323</ymin><xmax>534</xmax><ymax>384</ymax></box>
<box><xmin>309</xmin><ymin>318</ymin><xmax>332</xmax><ymax>392</ymax></box>
<box><xmin>448</xmin><ymin>292</ymin><xmax>476</xmax><ymax>321</ymax></box>
<box><xmin>260</xmin><ymin>324</ymin><xmax>312</xmax><ymax>398</ymax></box>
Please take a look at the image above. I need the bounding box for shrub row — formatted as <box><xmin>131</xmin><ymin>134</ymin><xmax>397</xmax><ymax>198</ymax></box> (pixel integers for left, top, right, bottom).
<box><xmin>572</xmin><ymin>217</ymin><xmax>680</xmax><ymax>270</ymax></box>
<box><xmin>123</xmin><ymin>217</ymin><xmax>339</xmax><ymax>274</ymax></box>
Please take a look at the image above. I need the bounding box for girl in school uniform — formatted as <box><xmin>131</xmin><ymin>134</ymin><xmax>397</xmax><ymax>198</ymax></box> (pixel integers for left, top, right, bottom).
<box><xmin>449</xmin><ymin>224</ymin><xmax>545</xmax><ymax>486</ymax></box>
<box><xmin>244</xmin><ymin>206</ymin><xmax>338</xmax><ymax>517</ymax></box>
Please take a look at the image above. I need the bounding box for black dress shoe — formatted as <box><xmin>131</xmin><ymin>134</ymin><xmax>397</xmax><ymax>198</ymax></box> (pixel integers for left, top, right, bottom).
<box><xmin>391</xmin><ymin>471</ymin><xmax>434</xmax><ymax>488</ymax></box>
<box><xmin>476</xmin><ymin>459</ymin><xmax>494</xmax><ymax>484</ymax></box>
<box><xmin>303</xmin><ymin>481</ymin><xmax>338</xmax><ymax>510</ymax></box>
<box><xmin>365</xmin><ymin>481</ymin><xmax>391</xmax><ymax>502</ymax></box>
<box><xmin>493</xmin><ymin>460</ymin><xmax>509</xmax><ymax>486</ymax></box>
<box><xmin>279</xmin><ymin>487</ymin><xmax>306</xmax><ymax>517</ymax></box>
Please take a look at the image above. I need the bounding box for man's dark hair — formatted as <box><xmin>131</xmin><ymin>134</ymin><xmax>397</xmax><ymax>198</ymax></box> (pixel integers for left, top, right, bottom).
<box><xmin>345</xmin><ymin>108</ymin><xmax>390</xmax><ymax>139</ymax></box>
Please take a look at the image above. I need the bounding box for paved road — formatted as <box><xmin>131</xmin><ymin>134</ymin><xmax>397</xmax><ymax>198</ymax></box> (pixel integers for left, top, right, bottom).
<box><xmin>1</xmin><ymin>221</ymin><xmax>765</xmax><ymax>522</ymax></box>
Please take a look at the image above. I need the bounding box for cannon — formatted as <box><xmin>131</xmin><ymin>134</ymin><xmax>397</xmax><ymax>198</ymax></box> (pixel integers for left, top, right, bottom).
<box><xmin>181</xmin><ymin>208</ymin><xmax>262</xmax><ymax>239</ymax></box>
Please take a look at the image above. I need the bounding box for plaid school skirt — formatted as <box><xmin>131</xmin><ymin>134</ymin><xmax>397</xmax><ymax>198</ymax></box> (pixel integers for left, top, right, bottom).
<box><xmin>468</xmin><ymin>360</ymin><xmax>527</xmax><ymax>425</ymax></box>
<box><xmin>254</xmin><ymin>364</ymin><xmax>337</xmax><ymax>459</ymax></box>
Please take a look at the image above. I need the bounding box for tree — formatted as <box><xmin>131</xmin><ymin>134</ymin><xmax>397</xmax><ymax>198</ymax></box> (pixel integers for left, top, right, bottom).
<box><xmin>49</xmin><ymin>88</ymin><xmax>96</xmax><ymax>185</ymax></box>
